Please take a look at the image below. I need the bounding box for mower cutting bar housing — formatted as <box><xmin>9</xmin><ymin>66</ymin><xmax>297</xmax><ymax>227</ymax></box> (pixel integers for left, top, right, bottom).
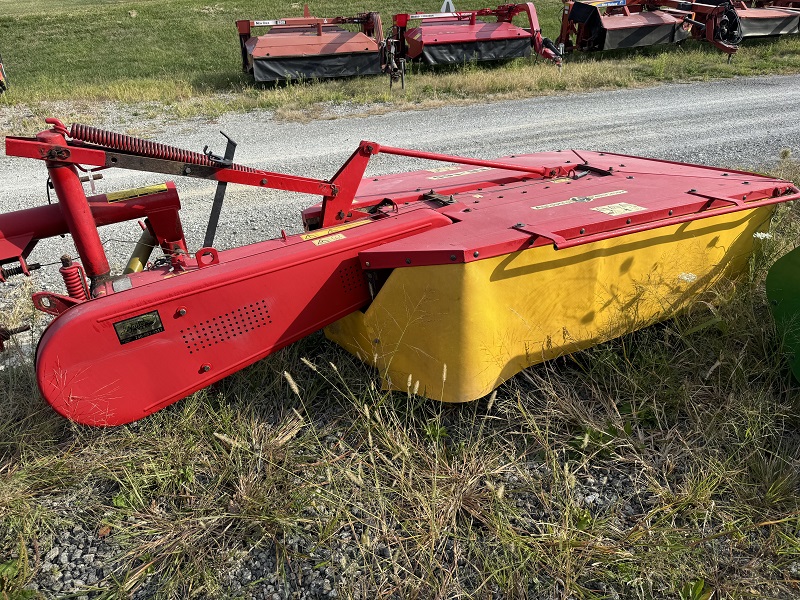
<box><xmin>4</xmin><ymin>120</ymin><xmax>800</xmax><ymax>426</ymax></box>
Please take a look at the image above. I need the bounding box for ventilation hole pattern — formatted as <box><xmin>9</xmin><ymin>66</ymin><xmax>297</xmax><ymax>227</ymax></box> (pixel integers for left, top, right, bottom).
<box><xmin>339</xmin><ymin>262</ymin><xmax>366</xmax><ymax>294</ymax></box>
<box><xmin>181</xmin><ymin>300</ymin><xmax>272</xmax><ymax>354</ymax></box>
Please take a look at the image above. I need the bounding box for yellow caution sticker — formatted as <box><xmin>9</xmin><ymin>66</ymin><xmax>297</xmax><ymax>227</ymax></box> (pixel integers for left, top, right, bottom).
<box><xmin>106</xmin><ymin>183</ymin><xmax>169</xmax><ymax>203</ymax></box>
<box><xmin>532</xmin><ymin>189</ymin><xmax>627</xmax><ymax>211</ymax></box>
<box><xmin>301</xmin><ymin>220</ymin><xmax>368</xmax><ymax>241</ymax></box>
<box><xmin>313</xmin><ymin>233</ymin><xmax>346</xmax><ymax>246</ymax></box>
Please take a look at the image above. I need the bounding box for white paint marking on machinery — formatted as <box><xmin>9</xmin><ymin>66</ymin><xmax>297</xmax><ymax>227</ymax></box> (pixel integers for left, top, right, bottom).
<box><xmin>532</xmin><ymin>189</ymin><xmax>627</xmax><ymax>210</ymax></box>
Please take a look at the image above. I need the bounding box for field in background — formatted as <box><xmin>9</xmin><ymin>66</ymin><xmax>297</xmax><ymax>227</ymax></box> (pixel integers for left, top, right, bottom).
<box><xmin>2</xmin><ymin>0</ymin><xmax>800</xmax><ymax>122</ymax></box>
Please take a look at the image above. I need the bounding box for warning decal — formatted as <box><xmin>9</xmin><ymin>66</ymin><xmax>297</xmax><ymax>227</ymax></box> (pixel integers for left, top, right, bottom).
<box><xmin>301</xmin><ymin>221</ymin><xmax>368</xmax><ymax>241</ymax></box>
<box><xmin>107</xmin><ymin>184</ymin><xmax>169</xmax><ymax>203</ymax></box>
<box><xmin>532</xmin><ymin>189</ymin><xmax>627</xmax><ymax>211</ymax></box>
<box><xmin>312</xmin><ymin>233</ymin><xmax>346</xmax><ymax>246</ymax></box>
<box><xmin>592</xmin><ymin>202</ymin><xmax>646</xmax><ymax>216</ymax></box>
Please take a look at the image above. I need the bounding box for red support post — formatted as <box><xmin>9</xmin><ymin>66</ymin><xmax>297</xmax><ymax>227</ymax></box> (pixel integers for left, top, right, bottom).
<box><xmin>39</xmin><ymin>129</ymin><xmax>111</xmax><ymax>282</ymax></box>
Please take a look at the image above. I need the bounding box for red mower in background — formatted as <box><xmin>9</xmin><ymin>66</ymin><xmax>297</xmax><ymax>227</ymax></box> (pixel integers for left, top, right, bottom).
<box><xmin>389</xmin><ymin>3</ymin><xmax>562</xmax><ymax>66</ymax></box>
<box><xmin>557</xmin><ymin>0</ymin><xmax>745</xmax><ymax>55</ymax></box>
<box><xmin>237</xmin><ymin>6</ymin><xmax>385</xmax><ymax>83</ymax></box>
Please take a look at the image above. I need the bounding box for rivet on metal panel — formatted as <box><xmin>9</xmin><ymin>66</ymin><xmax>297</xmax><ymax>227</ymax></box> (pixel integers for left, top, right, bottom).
<box><xmin>201</xmin><ymin>364</ymin><xmax>211</xmax><ymax>373</ymax></box>
<box><xmin>473</xmin><ymin>251</ymin><xmax>479</xmax><ymax>258</ymax></box>
<box><xmin>580</xmin><ymin>228</ymin><xmax>585</xmax><ymax>234</ymax></box>
<box><xmin>626</xmin><ymin>219</ymin><xmax>631</xmax><ymax>224</ymax></box>
<box><xmin>184</xmin><ymin>167</ymin><xmax>192</xmax><ymax>174</ymax></box>
<box><xmin>405</xmin><ymin>258</ymin><xmax>411</xmax><ymax>264</ymax></box>
<box><xmin>669</xmin><ymin>210</ymin><xmax>673</xmax><ymax>216</ymax></box>
<box><xmin>450</xmin><ymin>255</ymin><xmax>456</xmax><ymax>261</ymax></box>
<box><xmin>365</xmin><ymin>261</ymin><xmax>370</xmax><ymax>267</ymax></box>
<box><xmin>260</xmin><ymin>179</ymin><xmax>268</xmax><ymax>186</ymax></box>
<box><xmin>177</xmin><ymin>307</ymin><xmax>187</xmax><ymax>317</ymax></box>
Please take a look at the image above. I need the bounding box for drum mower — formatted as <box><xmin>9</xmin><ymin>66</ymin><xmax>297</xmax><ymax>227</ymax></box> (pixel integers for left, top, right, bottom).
<box><xmin>237</xmin><ymin>6</ymin><xmax>384</xmax><ymax>82</ymax></box>
<box><xmin>2</xmin><ymin>118</ymin><xmax>798</xmax><ymax>426</ymax></box>
<box><xmin>390</xmin><ymin>3</ymin><xmax>562</xmax><ymax>66</ymax></box>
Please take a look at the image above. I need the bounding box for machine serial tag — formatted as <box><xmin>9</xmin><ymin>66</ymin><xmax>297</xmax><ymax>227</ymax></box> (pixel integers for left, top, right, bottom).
<box><xmin>113</xmin><ymin>310</ymin><xmax>165</xmax><ymax>345</ymax></box>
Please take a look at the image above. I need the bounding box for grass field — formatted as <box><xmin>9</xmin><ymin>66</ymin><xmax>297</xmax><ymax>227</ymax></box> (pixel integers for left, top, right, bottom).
<box><xmin>2</xmin><ymin>0</ymin><xmax>800</xmax><ymax>122</ymax></box>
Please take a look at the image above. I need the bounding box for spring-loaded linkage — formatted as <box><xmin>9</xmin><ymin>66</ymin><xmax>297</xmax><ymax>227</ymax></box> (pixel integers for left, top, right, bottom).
<box><xmin>0</xmin><ymin>262</ymin><xmax>41</xmax><ymax>281</ymax></box>
<box><xmin>59</xmin><ymin>255</ymin><xmax>89</xmax><ymax>301</ymax></box>
<box><xmin>69</xmin><ymin>123</ymin><xmax>257</xmax><ymax>173</ymax></box>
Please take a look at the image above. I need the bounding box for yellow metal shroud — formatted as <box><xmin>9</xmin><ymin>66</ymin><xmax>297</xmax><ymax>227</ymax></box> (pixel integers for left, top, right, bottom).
<box><xmin>325</xmin><ymin>207</ymin><xmax>772</xmax><ymax>402</ymax></box>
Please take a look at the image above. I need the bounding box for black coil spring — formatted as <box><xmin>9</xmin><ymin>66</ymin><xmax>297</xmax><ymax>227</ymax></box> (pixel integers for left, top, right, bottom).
<box><xmin>69</xmin><ymin>123</ymin><xmax>257</xmax><ymax>172</ymax></box>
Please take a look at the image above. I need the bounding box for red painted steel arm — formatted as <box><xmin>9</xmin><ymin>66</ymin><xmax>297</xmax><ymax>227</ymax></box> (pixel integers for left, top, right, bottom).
<box><xmin>5</xmin><ymin>136</ymin><xmax>336</xmax><ymax>196</ymax></box>
<box><xmin>6</xmin><ymin>121</ymin><xmax>567</xmax><ymax>232</ymax></box>
<box><xmin>373</xmin><ymin>143</ymin><xmax>557</xmax><ymax>177</ymax></box>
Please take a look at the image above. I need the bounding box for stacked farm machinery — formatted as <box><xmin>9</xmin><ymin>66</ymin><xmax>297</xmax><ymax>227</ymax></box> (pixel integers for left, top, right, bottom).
<box><xmin>236</xmin><ymin>2</ymin><xmax>800</xmax><ymax>85</ymax></box>
<box><xmin>2</xmin><ymin>118</ymin><xmax>798</xmax><ymax>425</ymax></box>
<box><xmin>237</xmin><ymin>3</ymin><xmax>562</xmax><ymax>84</ymax></box>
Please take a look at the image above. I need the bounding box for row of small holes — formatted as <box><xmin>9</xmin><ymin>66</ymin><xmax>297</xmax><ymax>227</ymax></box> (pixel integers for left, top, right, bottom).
<box><xmin>339</xmin><ymin>263</ymin><xmax>366</xmax><ymax>294</ymax></box>
<box><xmin>181</xmin><ymin>300</ymin><xmax>272</xmax><ymax>354</ymax></box>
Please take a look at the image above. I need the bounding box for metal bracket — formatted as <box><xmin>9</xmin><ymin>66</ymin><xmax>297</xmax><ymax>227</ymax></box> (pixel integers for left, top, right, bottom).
<box><xmin>203</xmin><ymin>132</ymin><xmax>238</xmax><ymax>248</ymax></box>
<box><xmin>32</xmin><ymin>292</ymin><xmax>81</xmax><ymax>316</ymax></box>
<box><xmin>512</xmin><ymin>223</ymin><xmax>567</xmax><ymax>248</ymax></box>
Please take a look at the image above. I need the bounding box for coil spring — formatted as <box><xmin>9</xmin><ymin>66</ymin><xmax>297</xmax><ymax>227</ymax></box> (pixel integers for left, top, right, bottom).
<box><xmin>69</xmin><ymin>123</ymin><xmax>257</xmax><ymax>173</ymax></box>
<box><xmin>60</xmin><ymin>262</ymin><xmax>89</xmax><ymax>301</ymax></box>
<box><xmin>1</xmin><ymin>262</ymin><xmax>40</xmax><ymax>280</ymax></box>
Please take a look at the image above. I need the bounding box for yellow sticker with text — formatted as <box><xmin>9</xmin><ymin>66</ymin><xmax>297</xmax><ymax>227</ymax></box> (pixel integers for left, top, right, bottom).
<box><xmin>301</xmin><ymin>220</ymin><xmax>368</xmax><ymax>241</ymax></box>
<box><xmin>106</xmin><ymin>183</ymin><xmax>169</xmax><ymax>203</ymax></box>
<box><xmin>313</xmin><ymin>233</ymin><xmax>346</xmax><ymax>246</ymax></box>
